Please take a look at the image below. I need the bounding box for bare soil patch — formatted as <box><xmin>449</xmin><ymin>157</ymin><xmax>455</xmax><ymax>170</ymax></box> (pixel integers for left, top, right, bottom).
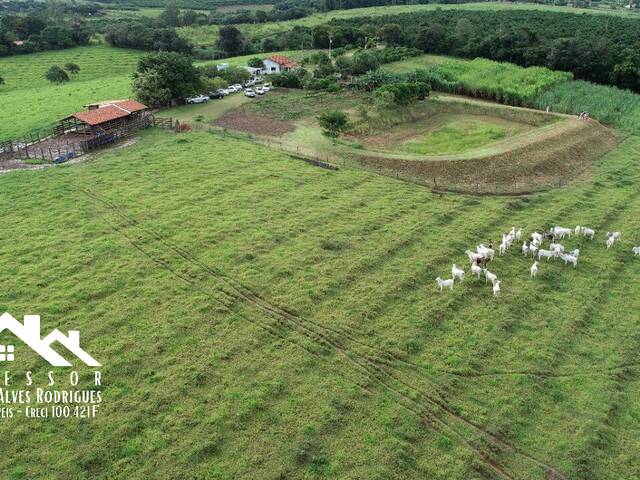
<box><xmin>212</xmin><ymin>112</ymin><xmax>295</xmax><ymax>137</ymax></box>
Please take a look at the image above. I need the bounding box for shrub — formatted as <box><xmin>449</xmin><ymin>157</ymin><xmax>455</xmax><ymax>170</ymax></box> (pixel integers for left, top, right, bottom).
<box><xmin>271</xmin><ymin>70</ymin><xmax>307</xmax><ymax>89</ymax></box>
<box><xmin>318</xmin><ymin>110</ymin><xmax>349</xmax><ymax>137</ymax></box>
<box><xmin>64</xmin><ymin>62</ymin><xmax>80</xmax><ymax>75</ymax></box>
<box><xmin>45</xmin><ymin>65</ymin><xmax>69</xmax><ymax>84</ymax></box>
<box><xmin>247</xmin><ymin>57</ymin><xmax>264</xmax><ymax>68</ymax></box>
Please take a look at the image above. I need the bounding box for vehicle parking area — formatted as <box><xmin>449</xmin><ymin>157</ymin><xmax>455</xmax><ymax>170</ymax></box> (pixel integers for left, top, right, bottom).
<box><xmin>186</xmin><ymin>78</ymin><xmax>271</xmax><ymax>104</ymax></box>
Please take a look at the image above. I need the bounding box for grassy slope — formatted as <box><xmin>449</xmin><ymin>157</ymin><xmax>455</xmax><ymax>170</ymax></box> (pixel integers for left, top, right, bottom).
<box><xmin>177</xmin><ymin>1</ymin><xmax>640</xmax><ymax>45</ymax></box>
<box><xmin>0</xmin><ymin>45</ymin><xmax>141</xmax><ymax>139</ymax></box>
<box><xmin>0</xmin><ymin>128</ymin><xmax>639</xmax><ymax>479</ymax></box>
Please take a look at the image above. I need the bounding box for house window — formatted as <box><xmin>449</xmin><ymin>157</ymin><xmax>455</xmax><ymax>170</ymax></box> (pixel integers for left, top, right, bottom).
<box><xmin>0</xmin><ymin>345</ymin><xmax>14</xmax><ymax>362</ymax></box>
<box><xmin>271</xmin><ymin>67</ymin><xmax>276</xmax><ymax>72</ymax></box>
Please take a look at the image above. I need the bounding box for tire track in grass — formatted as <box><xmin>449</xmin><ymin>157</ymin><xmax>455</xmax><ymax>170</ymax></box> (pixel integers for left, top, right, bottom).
<box><xmin>79</xmin><ymin>185</ymin><xmax>567</xmax><ymax>480</ymax></box>
<box><xmin>89</xmin><ymin>192</ymin><xmax>520</xmax><ymax>480</ymax></box>
<box><xmin>98</xmin><ymin>213</ymin><xmax>379</xmax><ymax>396</ymax></box>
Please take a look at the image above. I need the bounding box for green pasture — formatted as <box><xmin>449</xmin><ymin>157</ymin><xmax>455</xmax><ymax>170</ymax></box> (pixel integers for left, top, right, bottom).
<box><xmin>0</xmin><ymin>46</ymin><xmax>141</xmax><ymax>139</ymax></box>
<box><xmin>401</xmin><ymin>118</ymin><xmax>509</xmax><ymax>155</ymax></box>
<box><xmin>0</xmin><ymin>128</ymin><xmax>639</xmax><ymax>479</ymax></box>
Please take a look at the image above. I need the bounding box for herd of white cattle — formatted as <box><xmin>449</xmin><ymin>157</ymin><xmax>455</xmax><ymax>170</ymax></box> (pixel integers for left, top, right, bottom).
<box><xmin>436</xmin><ymin>225</ymin><xmax>640</xmax><ymax>298</ymax></box>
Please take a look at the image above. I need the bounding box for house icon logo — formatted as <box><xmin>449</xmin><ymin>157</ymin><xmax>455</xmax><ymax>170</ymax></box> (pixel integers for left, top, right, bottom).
<box><xmin>0</xmin><ymin>313</ymin><xmax>100</xmax><ymax>367</ymax></box>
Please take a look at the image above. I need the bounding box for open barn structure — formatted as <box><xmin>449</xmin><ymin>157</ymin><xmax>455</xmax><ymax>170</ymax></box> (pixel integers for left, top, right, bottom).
<box><xmin>54</xmin><ymin>99</ymin><xmax>151</xmax><ymax>138</ymax></box>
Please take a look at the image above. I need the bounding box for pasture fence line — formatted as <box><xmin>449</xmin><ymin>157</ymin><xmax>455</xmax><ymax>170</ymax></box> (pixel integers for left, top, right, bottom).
<box><xmin>2</xmin><ymin>115</ymin><xmax>155</xmax><ymax>164</ymax></box>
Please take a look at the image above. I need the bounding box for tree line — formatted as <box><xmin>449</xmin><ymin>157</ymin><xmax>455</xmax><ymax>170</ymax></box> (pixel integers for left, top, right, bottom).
<box><xmin>0</xmin><ymin>9</ymin><xmax>91</xmax><ymax>57</ymax></box>
<box><xmin>264</xmin><ymin>9</ymin><xmax>640</xmax><ymax>92</ymax></box>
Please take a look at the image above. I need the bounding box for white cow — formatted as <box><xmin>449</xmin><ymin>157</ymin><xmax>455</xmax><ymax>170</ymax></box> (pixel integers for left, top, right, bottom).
<box><xmin>436</xmin><ymin>277</ymin><xmax>454</xmax><ymax>292</ymax></box>
<box><xmin>530</xmin><ymin>261</ymin><xmax>539</xmax><ymax>278</ymax></box>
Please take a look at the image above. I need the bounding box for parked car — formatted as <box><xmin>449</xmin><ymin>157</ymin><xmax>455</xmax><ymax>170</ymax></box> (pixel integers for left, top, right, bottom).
<box><xmin>255</xmin><ymin>87</ymin><xmax>265</xmax><ymax>95</ymax></box>
<box><xmin>262</xmin><ymin>82</ymin><xmax>270</xmax><ymax>88</ymax></box>
<box><xmin>244</xmin><ymin>89</ymin><xmax>256</xmax><ymax>98</ymax></box>
<box><xmin>233</xmin><ymin>84</ymin><xmax>243</xmax><ymax>91</ymax></box>
<box><xmin>261</xmin><ymin>85</ymin><xmax>270</xmax><ymax>92</ymax></box>
<box><xmin>186</xmin><ymin>95</ymin><xmax>209</xmax><ymax>104</ymax></box>
<box><xmin>208</xmin><ymin>91</ymin><xmax>224</xmax><ymax>99</ymax></box>
<box><xmin>217</xmin><ymin>89</ymin><xmax>228</xmax><ymax>96</ymax></box>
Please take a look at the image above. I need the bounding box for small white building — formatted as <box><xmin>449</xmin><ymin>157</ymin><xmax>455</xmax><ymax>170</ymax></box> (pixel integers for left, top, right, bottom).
<box><xmin>262</xmin><ymin>55</ymin><xmax>299</xmax><ymax>74</ymax></box>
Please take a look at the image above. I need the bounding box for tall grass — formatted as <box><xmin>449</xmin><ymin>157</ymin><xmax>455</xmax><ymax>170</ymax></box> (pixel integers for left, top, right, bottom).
<box><xmin>532</xmin><ymin>80</ymin><xmax>640</xmax><ymax>134</ymax></box>
<box><xmin>430</xmin><ymin>58</ymin><xmax>573</xmax><ymax>107</ymax></box>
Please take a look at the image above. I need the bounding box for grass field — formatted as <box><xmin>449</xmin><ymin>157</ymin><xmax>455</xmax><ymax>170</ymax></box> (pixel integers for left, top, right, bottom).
<box><xmin>0</xmin><ymin>127</ymin><xmax>639</xmax><ymax>479</ymax></box>
<box><xmin>0</xmin><ymin>45</ymin><xmax>142</xmax><ymax>139</ymax></box>
<box><xmin>401</xmin><ymin>117</ymin><xmax>511</xmax><ymax>155</ymax></box>
<box><xmin>177</xmin><ymin>1</ymin><xmax>640</xmax><ymax>45</ymax></box>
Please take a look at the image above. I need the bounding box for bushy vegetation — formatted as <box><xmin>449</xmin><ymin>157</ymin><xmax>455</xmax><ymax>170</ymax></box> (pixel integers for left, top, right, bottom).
<box><xmin>318</xmin><ymin>110</ymin><xmax>349</xmax><ymax>137</ymax></box>
<box><xmin>0</xmin><ymin>11</ymin><xmax>92</xmax><ymax>57</ymax></box>
<box><xmin>105</xmin><ymin>21</ymin><xmax>192</xmax><ymax>53</ymax></box>
<box><xmin>430</xmin><ymin>59</ymin><xmax>572</xmax><ymax>107</ymax></box>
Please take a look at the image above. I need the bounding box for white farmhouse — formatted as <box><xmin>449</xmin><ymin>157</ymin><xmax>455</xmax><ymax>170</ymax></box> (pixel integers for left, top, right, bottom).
<box><xmin>262</xmin><ymin>55</ymin><xmax>299</xmax><ymax>74</ymax></box>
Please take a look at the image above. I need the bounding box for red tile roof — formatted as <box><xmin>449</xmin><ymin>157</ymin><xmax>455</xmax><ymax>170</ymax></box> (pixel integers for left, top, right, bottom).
<box><xmin>268</xmin><ymin>55</ymin><xmax>298</xmax><ymax>68</ymax></box>
<box><xmin>71</xmin><ymin>100</ymin><xmax>147</xmax><ymax>126</ymax></box>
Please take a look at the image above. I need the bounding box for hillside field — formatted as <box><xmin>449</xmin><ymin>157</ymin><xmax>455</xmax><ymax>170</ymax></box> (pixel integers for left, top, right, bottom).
<box><xmin>0</xmin><ymin>128</ymin><xmax>639</xmax><ymax>479</ymax></box>
<box><xmin>0</xmin><ymin>46</ymin><xmax>142</xmax><ymax>139</ymax></box>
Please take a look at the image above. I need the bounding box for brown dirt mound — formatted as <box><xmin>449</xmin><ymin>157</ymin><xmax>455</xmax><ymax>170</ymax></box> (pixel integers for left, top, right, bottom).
<box><xmin>212</xmin><ymin>112</ymin><xmax>294</xmax><ymax>136</ymax></box>
<box><xmin>351</xmin><ymin>119</ymin><xmax>619</xmax><ymax>195</ymax></box>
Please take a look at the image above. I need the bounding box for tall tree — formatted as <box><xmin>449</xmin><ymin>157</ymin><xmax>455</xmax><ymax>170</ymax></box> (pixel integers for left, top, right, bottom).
<box><xmin>377</xmin><ymin>23</ymin><xmax>402</xmax><ymax>46</ymax></box>
<box><xmin>216</xmin><ymin>26</ymin><xmax>245</xmax><ymax>56</ymax></box>
<box><xmin>134</xmin><ymin>52</ymin><xmax>201</xmax><ymax>105</ymax></box>
<box><xmin>158</xmin><ymin>3</ymin><xmax>181</xmax><ymax>27</ymax></box>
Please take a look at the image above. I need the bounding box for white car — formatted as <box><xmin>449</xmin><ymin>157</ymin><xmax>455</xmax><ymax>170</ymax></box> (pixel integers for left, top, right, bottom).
<box><xmin>226</xmin><ymin>86</ymin><xmax>237</xmax><ymax>93</ymax></box>
<box><xmin>233</xmin><ymin>84</ymin><xmax>243</xmax><ymax>90</ymax></box>
<box><xmin>244</xmin><ymin>89</ymin><xmax>256</xmax><ymax>98</ymax></box>
<box><xmin>261</xmin><ymin>85</ymin><xmax>270</xmax><ymax>92</ymax></box>
<box><xmin>186</xmin><ymin>95</ymin><xmax>209</xmax><ymax>104</ymax></box>
<box><xmin>255</xmin><ymin>87</ymin><xmax>265</xmax><ymax>95</ymax></box>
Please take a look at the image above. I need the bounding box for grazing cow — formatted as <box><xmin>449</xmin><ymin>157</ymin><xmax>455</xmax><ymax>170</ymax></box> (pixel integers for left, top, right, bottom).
<box><xmin>436</xmin><ymin>277</ymin><xmax>454</xmax><ymax>293</ymax></box>
<box><xmin>470</xmin><ymin>263</ymin><xmax>483</xmax><ymax>279</ymax></box>
<box><xmin>538</xmin><ymin>249</ymin><xmax>556</xmax><ymax>261</ymax></box>
<box><xmin>530</xmin><ymin>261</ymin><xmax>539</xmax><ymax>278</ymax></box>
<box><xmin>451</xmin><ymin>264</ymin><xmax>465</xmax><ymax>283</ymax></box>
<box><xmin>484</xmin><ymin>269</ymin><xmax>498</xmax><ymax>286</ymax></box>
<box><xmin>581</xmin><ymin>227</ymin><xmax>595</xmax><ymax>239</ymax></box>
